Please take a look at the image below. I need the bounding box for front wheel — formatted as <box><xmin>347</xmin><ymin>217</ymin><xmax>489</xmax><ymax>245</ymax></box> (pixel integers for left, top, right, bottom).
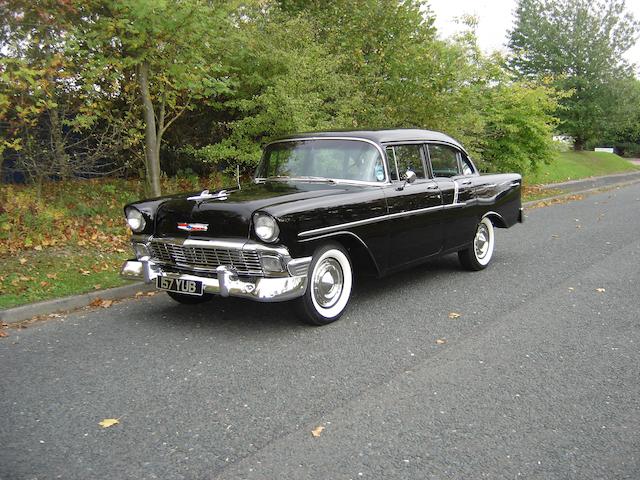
<box><xmin>458</xmin><ymin>217</ymin><xmax>495</xmax><ymax>271</ymax></box>
<box><xmin>296</xmin><ymin>243</ymin><xmax>353</xmax><ymax>325</ymax></box>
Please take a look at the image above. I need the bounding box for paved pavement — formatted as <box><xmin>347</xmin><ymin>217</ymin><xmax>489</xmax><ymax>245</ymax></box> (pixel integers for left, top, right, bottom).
<box><xmin>1</xmin><ymin>183</ymin><xmax>639</xmax><ymax>480</ymax></box>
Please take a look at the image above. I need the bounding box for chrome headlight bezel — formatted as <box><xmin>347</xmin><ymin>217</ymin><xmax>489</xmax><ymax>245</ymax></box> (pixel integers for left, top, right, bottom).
<box><xmin>253</xmin><ymin>212</ymin><xmax>280</xmax><ymax>243</ymax></box>
<box><xmin>125</xmin><ymin>207</ymin><xmax>146</xmax><ymax>233</ymax></box>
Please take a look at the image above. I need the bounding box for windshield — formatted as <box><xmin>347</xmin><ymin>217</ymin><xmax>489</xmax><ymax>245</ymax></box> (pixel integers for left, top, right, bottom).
<box><xmin>256</xmin><ymin>139</ymin><xmax>386</xmax><ymax>183</ymax></box>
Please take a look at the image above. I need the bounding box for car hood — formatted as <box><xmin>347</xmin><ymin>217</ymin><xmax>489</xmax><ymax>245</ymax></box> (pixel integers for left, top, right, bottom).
<box><xmin>151</xmin><ymin>181</ymin><xmax>373</xmax><ymax>239</ymax></box>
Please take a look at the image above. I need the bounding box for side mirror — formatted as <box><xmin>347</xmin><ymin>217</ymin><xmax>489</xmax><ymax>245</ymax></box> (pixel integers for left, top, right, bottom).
<box><xmin>397</xmin><ymin>170</ymin><xmax>417</xmax><ymax>191</ymax></box>
<box><xmin>404</xmin><ymin>170</ymin><xmax>417</xmax><ymax>184</ymax></box>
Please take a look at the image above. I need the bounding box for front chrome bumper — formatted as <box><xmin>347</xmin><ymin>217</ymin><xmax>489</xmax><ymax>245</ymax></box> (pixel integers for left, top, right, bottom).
<box><xmin>120</xmin><ymin>240</ymin><xmax>312</xmax><ymax>302</ymax></box>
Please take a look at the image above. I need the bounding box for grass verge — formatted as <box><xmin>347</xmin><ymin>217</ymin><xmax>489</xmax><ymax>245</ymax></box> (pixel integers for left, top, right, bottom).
<box><xmin>526</xmin><ymin>151</ymin><xmax>639</xmax><ymax>185</ymax></box>
<box><xmin>0</xmin><ymin>248</ymin><xmax>130</xmax><ymax>309</ymax></box>
<box><xmin>1</xmin><ymin>175</ymin><xmax>226</xmax><ymax>310</ymax></box>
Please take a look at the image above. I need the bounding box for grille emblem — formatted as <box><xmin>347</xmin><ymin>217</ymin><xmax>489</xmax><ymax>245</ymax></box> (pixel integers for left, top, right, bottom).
<box><xmin>177</xmin><ymin>223</ymin><xmax>209</xmax><ymax>232</ymax></box>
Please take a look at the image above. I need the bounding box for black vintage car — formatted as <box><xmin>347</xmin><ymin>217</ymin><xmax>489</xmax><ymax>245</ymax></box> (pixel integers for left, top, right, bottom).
<box><xmin>121</xmin><ymin>129</ymin><xmax>523</xmax><ymax>325</ymax></box>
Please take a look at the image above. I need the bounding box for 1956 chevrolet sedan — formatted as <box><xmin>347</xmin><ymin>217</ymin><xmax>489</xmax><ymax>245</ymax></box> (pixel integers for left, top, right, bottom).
<box><xmin>121</xmin><ymin>129</ymin><xmax>523</xmax><ymax>325</ymax></box>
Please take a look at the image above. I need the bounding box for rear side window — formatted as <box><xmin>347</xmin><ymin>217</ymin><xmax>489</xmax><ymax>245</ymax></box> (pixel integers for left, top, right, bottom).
<box><xmin>428</xmin><ymin>144</ymin><xmax>460</xmax><ymax>178</ymax></box>
<box><xmin>387</xmin><ymin>144</ymin><xmax>425</xmax><ymax>180</ymax></box>
<box><xmin>461</xmin><ymin>154</ymin><xmax>474</xmax><ymax>175</ymax></box>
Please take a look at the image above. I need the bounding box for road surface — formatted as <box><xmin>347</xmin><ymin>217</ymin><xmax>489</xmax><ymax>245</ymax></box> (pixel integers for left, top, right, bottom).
<box><xmin>1</xmin><ymin>183</ymin><xmax>639</xmax><ymax>479</ymax></box>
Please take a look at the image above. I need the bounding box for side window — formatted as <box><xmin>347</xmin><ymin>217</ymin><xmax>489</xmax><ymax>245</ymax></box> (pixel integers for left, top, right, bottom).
<box><xmin>389</xmin><ymin>144</ymin><xmax>425</xmax><ymax>179</ymax></box>
<box><xmin>461</xmin><ymin>154</ymin><xmax>474</xmax><ymax>175</ymax></box>
<box><xmin>428</xmin><ymin>144</ymin><xmax>460</xmax><ymax>178</ymax></box>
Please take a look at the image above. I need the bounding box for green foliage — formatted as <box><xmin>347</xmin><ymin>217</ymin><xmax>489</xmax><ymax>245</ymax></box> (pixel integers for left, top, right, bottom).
<box><xmin>1</xmin><ymin>0</ymin><xmax>573</xmax><ymax>182</ymax></box>
<box><xmin>508</xmin><ymin>0</ymin><xmax>639</xmax><ymax>149</ymax></box>
<box><xmin>195</xmin><ymin>11</ymin><xmax>363</xmax><ymax>171</ymax></box>
<box><xmin>470</xmin><ymin>81</ymin><xmax>561</xmax><ymax>174</ymax></box>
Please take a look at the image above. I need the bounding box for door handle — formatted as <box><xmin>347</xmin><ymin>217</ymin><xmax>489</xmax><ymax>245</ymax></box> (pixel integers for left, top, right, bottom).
<box><xmin>426</xmin><ymin>184</ymin><xmax>439</xmax><ymax>190</ymax></box>
<box><xmin>460</xmin><ymin>180</ymin><xmax>472</xmax><ymax>186</ymax></box>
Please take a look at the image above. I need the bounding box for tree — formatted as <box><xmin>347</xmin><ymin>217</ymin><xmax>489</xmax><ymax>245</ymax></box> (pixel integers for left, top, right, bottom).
<box><xmin>71</xmin><ymin>0</ymin><xmax>235</xmax><ymax>195</ymax></box>
<box><xmin>1</xmin><ymin>0</ymin><xmax>136</xmax><ymax>187</ymax></box>
<box><xmin>189</xmin><ymin>8</ymin><xmax>364</xmax><ymax>170</ymax></box>
<box><xmin>507</xmin><ymin>0</ymin><xmax>639</xmax><ymax>149</ymax></box>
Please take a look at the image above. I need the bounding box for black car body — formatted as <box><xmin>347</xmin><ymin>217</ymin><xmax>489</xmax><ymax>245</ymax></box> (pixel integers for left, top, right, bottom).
<box><xmin>121</xmin><ymin>129</ymin><xmax>523</xmax><ymax>324</ymax></box>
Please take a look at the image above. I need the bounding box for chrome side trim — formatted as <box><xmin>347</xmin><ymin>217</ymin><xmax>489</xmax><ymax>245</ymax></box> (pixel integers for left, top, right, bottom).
<box><xmin>297</xmin><ymin>202</ymin><xmax>466</xmax><ymax>239</ymax></box>
<box><xmin>453</xmin><ymin>179</ymin><xmax>459</xmax><ymax>204</ymax></box>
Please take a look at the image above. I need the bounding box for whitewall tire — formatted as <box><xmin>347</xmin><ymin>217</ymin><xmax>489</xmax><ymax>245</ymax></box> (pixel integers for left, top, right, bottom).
<box><xmin>458</xmin><ymin>217</ymin><xmax>495</xmax><ymax>271</ymax></box>
<box><xmin>296</xmin><ymin>243</ymin><xmax>353</xmax><ymax>325</ymax></box>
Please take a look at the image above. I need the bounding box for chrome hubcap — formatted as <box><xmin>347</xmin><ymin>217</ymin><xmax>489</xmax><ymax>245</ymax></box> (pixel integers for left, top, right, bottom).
<box><xmin>474</xmin><ymin>224</ymin><xmax>490</xmax><ymax>259</ymax></box>
<box><xmin>313</xmin><ymin>258</ymin><xmax>344</xmax><ymax>308</ymax></box>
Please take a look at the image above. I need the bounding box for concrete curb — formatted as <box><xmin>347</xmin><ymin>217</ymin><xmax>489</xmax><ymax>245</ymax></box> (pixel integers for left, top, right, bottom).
<box><xmin>523</xmin><ymin>177</ymin><xmax>640</xmax><ymax>208</ymax></box>
<box><xmin>2</xmin><ymin>170</ymin><xmax>639</xmax><ymax>327</ymax></box>
<box><xmin>536</xmin><ymin>170</ymin><xmax>640</xmax><ymax>190</ymax></box>
<box><xmin>0</xmin><ymin>282</ymin><xmax>153</xmax><ymax>325</ymax></box>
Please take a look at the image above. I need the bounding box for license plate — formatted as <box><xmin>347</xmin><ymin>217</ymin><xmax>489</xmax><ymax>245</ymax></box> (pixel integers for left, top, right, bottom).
<box><xmin>156</xmin><ymin>277</ymin><xmax>203</xmax><ymax>296</ymax></box>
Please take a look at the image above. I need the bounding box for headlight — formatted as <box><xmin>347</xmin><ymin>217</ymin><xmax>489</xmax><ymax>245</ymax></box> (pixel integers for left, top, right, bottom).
<box><xmin>126</xmin><ymin>208</ymin><xmax>146</xmax><ymax>232</ymax></box>
<box><xmin>253</xmin><ymin>213</ymin><xmax>279</xmax><ymax>243</ymax></box>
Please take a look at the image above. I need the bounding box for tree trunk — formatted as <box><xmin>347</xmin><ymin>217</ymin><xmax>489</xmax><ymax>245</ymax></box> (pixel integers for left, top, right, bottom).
<box><xmin>138</xmin><ymin>62</ymin><xmax>162</xmax><ymax>197</ymax></box>
<box><xmin>574</xmin><ymin>136</ymin><xmax>585</xmax><ymax>151</ymax></box>
<box><xmin>49</xmin><ymin>107</ymin><xmax>71</xmax><ymax>178</ymax></box>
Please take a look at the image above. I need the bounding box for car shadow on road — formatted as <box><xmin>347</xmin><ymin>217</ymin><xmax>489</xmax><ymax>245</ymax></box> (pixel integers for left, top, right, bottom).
<box><xmin>138</xmin><ymin>253</ymin><xmax>470</xmax><ymax>332</ymax></box>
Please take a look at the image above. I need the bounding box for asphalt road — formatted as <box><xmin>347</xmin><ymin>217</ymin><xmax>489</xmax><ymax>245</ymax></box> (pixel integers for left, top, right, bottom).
<box><xmin>2</xmin><ymin>183</ymin><xmax>639</xmax><ymax>480</ymax></box>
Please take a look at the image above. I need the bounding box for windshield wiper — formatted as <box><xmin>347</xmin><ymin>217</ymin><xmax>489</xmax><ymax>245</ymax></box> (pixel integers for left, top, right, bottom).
<box><xmin>294</xmin><ymin>176</ymin><xmax>336</xmax><ymax>183</ymax></box>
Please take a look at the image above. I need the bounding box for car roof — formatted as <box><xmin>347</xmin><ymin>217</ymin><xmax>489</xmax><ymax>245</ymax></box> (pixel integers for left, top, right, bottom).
<box><xmin>273</xmin><ymin>129</ymin><xmax>466</xmax><ymax>153</ymax></box>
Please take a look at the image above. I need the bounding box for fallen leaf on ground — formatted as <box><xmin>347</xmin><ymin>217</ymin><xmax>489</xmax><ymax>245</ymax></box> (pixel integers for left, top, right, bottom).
<box><xmin>311</xmin><ymin>425</ymin><xmax>325</xmax><ymax>437</ymax></box>
<box><xmin>98</xmin><ymin>418</ymin><xmax>119</xmax><ymax>428</ymax></box>
<box><xmin>89</xmin><ymin>298</ymin><xmax>113</xmax><ymax>308</ymax></box>
<box><xmin>34</xmin><ymin>245</ymin><xmax>42</xmax><ymax>251</ymax></box>
<box><xmin>79</xmin><ymin>269</ymin><xmax>91</xmax><ymax>276</ymax></box>
<box><xmin>0</xmin><ymin>331</ymin><xmax>8</xmax><ymax>338</ymax></box>
<box><xmin>135</xmin><ymin>291</ymin><xmax>144</xmax><ymax>297</ymax></box>
<box><xmin>448</xmin><ymin>312</ymin><xmax>461</xmax><ymax>319</ymax></box>
<box><xmin>595</xmin><ymin>288</ymin><xmax>606</xmax><ymax>293</ymax></box>
<box><xmin>93</xmin><ymin>284</ymin><xmax>102</xmax><ymax>290</ymax></box>
<box><xmin>568</xmin><ymin>287</ymin><xmax>574</xmax><ymax>291</ymax></box>
<box><xmin>436</xmin><ymin>338</ymin><xmax>447</xmax><ymax>345</ymax></box>
<box><xmin>19</xmin><ymin>258</ymin><xmax>27</xmax><ymax>265</ymax></box>
<box><xmin>46</xmin><ymin>273</ymin><xmax>57</xmax><ymax>279</ymax></box>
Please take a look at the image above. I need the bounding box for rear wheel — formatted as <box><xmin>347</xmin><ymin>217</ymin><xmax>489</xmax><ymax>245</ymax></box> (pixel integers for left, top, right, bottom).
<box><xmin>167</xmin><ymin>291</ymin><xmax>213</xmax><ymax>304</ymax></box>
<box><xmin>458</xmin><ymin>217</ymin><xmax>495</xmax><ymax>271</ymax></box>
<box><xmin>296</xmin><ymin>243</ymin><xmax>353</xmax><ymax>325</ymax></box>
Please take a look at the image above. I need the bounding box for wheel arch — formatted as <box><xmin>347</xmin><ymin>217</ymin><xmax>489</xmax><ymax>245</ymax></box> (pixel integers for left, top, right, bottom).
<box><xmin>299</xmin><ymin>231</ymin><xmax>381</xmax><ymax>277</ymax></box>
<box><xmin>482</xmin><ymin>210</ymin><xmax>507</xmax><ymax>228</ymax></box>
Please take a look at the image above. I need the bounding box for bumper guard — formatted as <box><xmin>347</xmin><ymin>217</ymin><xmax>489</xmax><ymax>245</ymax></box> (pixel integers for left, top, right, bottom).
<box><xmin>121</xmin><ymin>257</ymin><xmax>311</xmax><ymax>303</ymax></box>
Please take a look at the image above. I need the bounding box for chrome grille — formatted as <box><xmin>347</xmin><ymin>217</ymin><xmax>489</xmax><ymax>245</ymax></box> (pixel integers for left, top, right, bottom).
<box><xmin>149</xmin><ymin>241</ymin><xmax>263</xmax><ymax>276</ymax></box>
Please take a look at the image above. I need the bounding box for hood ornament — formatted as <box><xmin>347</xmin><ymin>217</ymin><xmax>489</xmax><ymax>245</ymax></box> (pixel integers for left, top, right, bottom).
<box><xmin>188</xmin><ymin>189</ymin><xmax>228</xmax><ymax>201</ymax></box>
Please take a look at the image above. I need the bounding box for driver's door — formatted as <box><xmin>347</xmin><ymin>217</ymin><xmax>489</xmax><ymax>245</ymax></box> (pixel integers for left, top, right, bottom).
<box><xmin>384</xmin><ymin>144</ymin><xmax>444</xmax><ymax>268</ymax></box>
